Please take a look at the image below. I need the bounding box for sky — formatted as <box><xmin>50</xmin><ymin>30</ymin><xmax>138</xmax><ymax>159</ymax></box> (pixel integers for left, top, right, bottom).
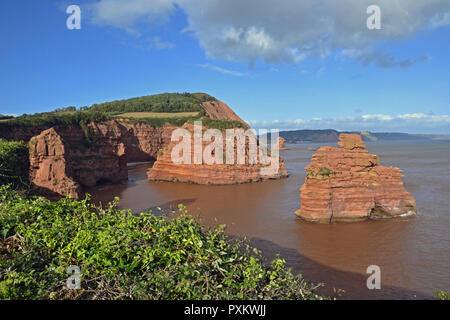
<box><xmin>0</xmin><ymin>0</ymin><xmax>449</xmax><ymax>134</ymax></box>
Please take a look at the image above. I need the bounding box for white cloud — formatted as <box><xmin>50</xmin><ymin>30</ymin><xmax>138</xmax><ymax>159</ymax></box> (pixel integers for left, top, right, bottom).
<box><xmin>89</xmin><ymin>0</ymin><xmax>450</xmax><ymax>66</ymax></box>
<box><xmin>247</xmin><ymin>113</ymin><xmax>450</xmax><ymax>134</ymax></box>
<box><xmin>90</xmin><ymin>0</ymin><xmax>176</xmax><ymax>34</ymax></box>
<box><xmin>150</xmin><ymin>37</ymin><xmax>176</xmax><ymax>49</ymax></box>
<box><xmin>362</xmin><ymin>114</ymin><xmax>394</xmax><ymax>121</ymax></box>
<box><xmin>198</xmin><ymin>64</ymin><xmax>248</xmax><ymax>77</ymax></box>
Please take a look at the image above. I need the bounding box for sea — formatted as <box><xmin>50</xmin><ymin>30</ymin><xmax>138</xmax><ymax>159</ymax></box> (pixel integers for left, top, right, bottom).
<box><xmin>90</xmin><ymin>140</ymin><xmax>450</xmax><ymax>299</ymax></box>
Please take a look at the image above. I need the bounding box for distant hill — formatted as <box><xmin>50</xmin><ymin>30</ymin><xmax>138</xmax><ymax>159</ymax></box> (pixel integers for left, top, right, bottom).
<box><xmin>410</xmin><ymin>134</ymin><xmax>450</xmax><ymax>141</ymax></box>
<box><xmin>0</xmin><ymin>115</ymin><xmax>14</xmax><ymax>121</ymax></box>
<box><xmin>276</xmin><ymin>129</ymin><xmax>340</xmax><ymax>143</ymax></box>
<box><xmin>276</xmin><ymin>129</ymin><xmax>439</xmax><ymax>143</ymax></box>
<box><xmin>86</xmin><ymin>92</ymin><xmax>216</xmax><ymax>114</ymax></box>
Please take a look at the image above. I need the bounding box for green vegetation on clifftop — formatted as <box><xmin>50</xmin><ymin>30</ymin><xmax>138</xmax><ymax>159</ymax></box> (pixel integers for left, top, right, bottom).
<box><xmin>87</xmin><ymin>92</ymin><xmax>214</xmax><ymax>114</ymax></box>
<box><xmin>0</xmin><ymin>93</ymin><xmax>247</xmax><ymax>133</ymax></box>
<box><xmin>0</xmin><ymin>111</ymin><xmax>109</xmax><ymax>129</ymax></box>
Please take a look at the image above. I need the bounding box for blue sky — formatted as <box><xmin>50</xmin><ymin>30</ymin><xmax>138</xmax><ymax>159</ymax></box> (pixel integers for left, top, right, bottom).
<box><xmin>1</xmin><ymin>0</ymin><xmax>449</xmax><ymax>133</ymax></box>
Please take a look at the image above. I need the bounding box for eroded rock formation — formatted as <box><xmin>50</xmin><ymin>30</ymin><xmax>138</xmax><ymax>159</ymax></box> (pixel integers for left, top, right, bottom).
<box><xmin>295</xmin><ymin>134</ymin><xmax>416</xmax><ymax>223</ymax></box>
<box><xmin>28</xmin><ymin>121</ymin><xmax>177</xmax><ymax>198</ymax></box>
<box><xmin>29</xmin><ymin>128</ymin><xmax>82</xmax><ymax>198</ymax></box>
<box><xmin>24</xmin><ymin>97</ymin><xmax>288</xmax><ymax>198</ymax></box>
<box><xmin>148</xmin><ymin>123</ymin><xmax>288</xmax><ymax>184</ymax></box>
<box><xmin>278</xmin><ymin>137</ymin><xmax>287</xmax><ymax>150</ymax></box>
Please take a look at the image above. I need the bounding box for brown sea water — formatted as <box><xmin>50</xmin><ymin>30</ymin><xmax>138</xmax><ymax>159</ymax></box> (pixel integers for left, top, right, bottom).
<box><xmin>90</xmin><ymin>140</ymin><xmax>450</xmax><ymax>299</ymax></box>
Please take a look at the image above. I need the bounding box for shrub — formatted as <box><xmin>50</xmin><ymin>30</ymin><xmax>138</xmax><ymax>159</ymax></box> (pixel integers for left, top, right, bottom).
<box><xmin>317</xmin><ymin>167</ymin><xmax>335</xmax><ymax>177</ymax></box>
<box><xmin>0</xmin><ymin>139</ymin><xmax>29</xmax><ymax>189</ymax></box>
<box><xmin>436</xmin><ymin>291</ymin><xmax>449</xmax><ymax>300</ymax></box>
<box><xmin>0</xmin><ymin>186</ymin><xmax>326</xmax><ymax>300</ymax></box>
<box><xmin>0</xmin><ymin>115</ymin><xmax>14</xmax><ymax>121</ymax></box>
<box><xmin>0</xmin><ymin>111</ymin><xmax>109</xmax><ymax>129</ymax></box>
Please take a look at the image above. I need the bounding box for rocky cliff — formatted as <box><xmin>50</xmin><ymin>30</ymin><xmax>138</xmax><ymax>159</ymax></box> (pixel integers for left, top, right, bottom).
<box><xmin>1</xmin><ymin>125</ymin><xmax>53</xmax><ymax>142</ymax></box>
<box><xmin>294</xmin><ymin>134</ymin><xmax>416</xmax><ymax>223</ymax></box>
<box><xmin>28</xmin><ymin>120</ymin><xmax>177</xmax><ymax>198</ymax></box>
<box><xmin>148</xmin><ymin>123</ymin><xmax>288</xmax><ymax>184</ymax></box>
<box><xmin>24</xmin><ymin>96</ymin><xmax>286</xmax><ymax>198</ymax></box>
<box><xmin>29</xmin><ymin>128</ymin><xmax>82</xmax><ymax>198</ymax></box>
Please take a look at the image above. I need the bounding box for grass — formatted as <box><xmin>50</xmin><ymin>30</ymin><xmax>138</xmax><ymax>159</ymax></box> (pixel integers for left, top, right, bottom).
<box><xmin>306</xmin><ymin>167</ymin><xmax>336</xmax><ymax>179</ymax></box>
<box><xmin>0</xmin><ymin>185</ymin><xmax>327</xmax><ymax>300</ymax></box>
<box><xmin>116</xmin><ymin>112</ymin><xmax>200</xmax><ymax>119</ymax></box>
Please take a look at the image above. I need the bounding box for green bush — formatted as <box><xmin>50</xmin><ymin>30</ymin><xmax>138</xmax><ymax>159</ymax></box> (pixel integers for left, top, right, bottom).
<box><xmin>0</xmin><ymin>115</ymin><xmax>14</xmax><ymax>121</ymax></box>
<box><xmin>0</xmin><ymin>139</ymin><xmax>29</xmax><ymax>189</ymax></box>
<box><xmin>436</xmin><ymin>290</ymin><xmax>449</xmax><ymax>300</ymax></box>
<box><xmin>0</xmin><ymin>111</ymin><xmax>109</xmax><ymax>129</ymax></box>
<box><xmin>0</xmin><ymin>186</ymin><xmax>326</xmax><ymax>300</ymax></box>
<box><xmin>306</xmin><ymin>167</ymin><xmax>335</xmax><ymax>179</ymax></box>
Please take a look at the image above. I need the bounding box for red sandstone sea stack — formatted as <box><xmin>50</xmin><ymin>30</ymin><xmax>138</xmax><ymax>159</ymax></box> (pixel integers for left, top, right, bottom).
<box><xmin>295</xmin><ymin>134</ymin><xmax>417</xmax><ymax>223</ymax></box>
<box><xmin>147</xmin><ymin>123</ymin><xmax>288</xmax><ymax>184</ymax></box>
<box><xmin>278</xmin><ymin>137</ymin><xmax>287</xmax><ymax>150</ymax></box>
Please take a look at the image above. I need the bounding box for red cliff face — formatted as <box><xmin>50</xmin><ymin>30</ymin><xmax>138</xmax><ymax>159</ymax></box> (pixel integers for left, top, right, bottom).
<box><xmin>199</xmin><ymin>100</ymin><xmax>249</xmax><ymax>127</ymax></box>
<box><xmin>148</xmin><ymin>123</ymin><xmax>288</xmax><ymax>184</ymax></box>
<box><xmin>295</xmin><ymin>134</ymin><xmax>417</xmax><ymax>223</ymax></box>
<box><xmin>88</xmin><ymin>120</ymin><xmax>176</xmax><ymax>162</ymax></box>
<box><xmin>26</xmin><ymin>97</ymin><xmax>281</xmax><ymax>198</ymax></box>
<box><xmin>28</xmin><ymin>121</ymin><xmax>177</xmax><ymax>198</ymax></box>
<box><xmin>29</xmin><ymin>128</ymin><xmax>83</xmax><ymax>198</ymax></box>
<box><xmin>0</xmin><ymin>126</ymin><xmax>53</xmax><ymax>142</ymax></box>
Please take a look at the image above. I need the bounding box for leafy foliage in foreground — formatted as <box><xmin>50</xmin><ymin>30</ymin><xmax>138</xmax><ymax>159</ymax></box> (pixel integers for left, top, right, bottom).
<box><xmin>436</xmin><ymin>290</ymin><xmax>450</xmax><ymax>300</ymax></box>
<box><xmin>0</xmin><ymin>186</ymin><xmax>326</xmax><ymax>300</ymax></box>
<box><xmin>0</xmin><ymin>140</ymin><xmax>29</xmax><ymax>190</ymax></box>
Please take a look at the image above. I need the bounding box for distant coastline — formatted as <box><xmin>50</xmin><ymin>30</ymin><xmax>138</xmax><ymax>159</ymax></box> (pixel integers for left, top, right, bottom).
<box><xmin>273</xmin><ymin>129</ymin><xmax>450</xmax><ymax>143</ymax></box>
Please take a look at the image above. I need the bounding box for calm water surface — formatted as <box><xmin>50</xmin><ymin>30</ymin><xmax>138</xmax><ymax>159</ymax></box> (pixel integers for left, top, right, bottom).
<box><xmin>90</xmin><ymin>140</ymin><xmax>450</xmax><ymax>299</ymax></box>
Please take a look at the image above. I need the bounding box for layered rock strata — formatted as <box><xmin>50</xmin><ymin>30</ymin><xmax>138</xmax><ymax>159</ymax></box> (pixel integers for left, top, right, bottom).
<box><xmin>25</xmin><ymin>97</ymin><xmax>288</xmax><ymax>198</ymax></box>
<box><xmin>28</xmin><ymin>121</ymin><xmax>176</xmax><ymax>198</ymax></box>
<box><xmin>148</xmin><ymin>123</ymin><xmax>288</xmax><ymax>184</ymax></box>
<box><xmin>295</xmin><ymin>134</ymin><xmax>416</xmax><ymax>223</ymax></box>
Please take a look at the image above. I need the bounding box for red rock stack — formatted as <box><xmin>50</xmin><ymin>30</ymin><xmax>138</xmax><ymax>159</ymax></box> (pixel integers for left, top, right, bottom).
<box><xmin>295</xmin><ymin>134</ymin><xmax>416</xmax><ymax>223</ymax></box>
